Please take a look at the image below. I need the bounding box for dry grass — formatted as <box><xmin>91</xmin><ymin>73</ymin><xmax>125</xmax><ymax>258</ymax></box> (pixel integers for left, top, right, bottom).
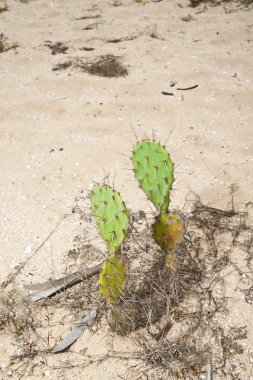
<box><xmin>0</xmin><ymin>33</ymin><xmax>6</xmax><ymax>52</ymax></box>
<box><xmin>0</xmin><ymin>33</ymin><xmax>18</xmax><ymax>53</ymax></box>
<box><xmin>1</xmin><ymin>188</ymin><xmax>252</xmax><ymax>378</ymax></box>
<box><xmin>53</xmin><ymin>54</ymin><xmax>128</xmax><ymax>77</ymax></box>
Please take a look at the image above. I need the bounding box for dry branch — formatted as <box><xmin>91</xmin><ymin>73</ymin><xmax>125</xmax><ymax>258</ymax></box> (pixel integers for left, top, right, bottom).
<box><xmin>24</xmin><ymin>261</ymin><xmax>103</xmax><ymax>301</ymax></box>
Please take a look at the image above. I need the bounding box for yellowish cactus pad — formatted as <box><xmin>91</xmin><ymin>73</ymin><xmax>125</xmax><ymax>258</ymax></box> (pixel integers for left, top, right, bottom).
<box><xmin>99</xmin><ymin>254</ymin><xmax>126</xmax><ymax>303</ymax></box>
<box><xmin>152</xmin><ymin>213</ymin><xmax>184</xmax><ymax>269</ymax></box>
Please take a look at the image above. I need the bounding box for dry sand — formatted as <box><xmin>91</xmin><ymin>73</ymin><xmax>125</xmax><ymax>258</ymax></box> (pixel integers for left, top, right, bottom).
<box><xmin>0</xmin><ymin>0</ymin><xmax>252</xmax><ymax>378</ymax></box>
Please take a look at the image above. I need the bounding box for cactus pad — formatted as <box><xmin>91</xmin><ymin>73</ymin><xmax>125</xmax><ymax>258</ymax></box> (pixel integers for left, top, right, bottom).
<box><xmin>132</xmin><ymin>140</ymin><xmax>174</xmax><ymax>213</ymax></box>
<box><xmin>90</xmin><ymin>185</ymin><xmax>130</xmax><ymax>253</ymax></box>
<box><xmin>99</xmin><ymin>255</ymin><xmax>126</xmax><ymax>303</ymax></box>
<box><xmin>152</xmin><ymin>213</ymin><xmax>184</xmax><ymax>268</ymax></box>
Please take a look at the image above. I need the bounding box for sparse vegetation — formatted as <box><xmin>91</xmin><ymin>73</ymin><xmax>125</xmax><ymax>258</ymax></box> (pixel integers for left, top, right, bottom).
<box><xmin>0</xmin><ymin>33</ymin><xmax>18</xmax><ymax>53</ymax></box>
<box><xmin>2</xmin><ymin>186</ymin><xmax>252</xmax><ymax>378</ymax></box>
<box><xmin>0</xmin><ymin>0</ymin><xmax>7</xmax><ymax>13</ymax></box>
<box><xmin>0</xmin><ymin>33</ymin><xmax>6</xmax><ymax>52</ymax></box>
<box><xmin>0</xmin><ymin>0</ymin><xmax>252</xmax><ymax>377</ymax></box>
<box><xmin>53</xmin><ymin>54</ymin><xmax>128</xmax><ymax>77</ymax></box>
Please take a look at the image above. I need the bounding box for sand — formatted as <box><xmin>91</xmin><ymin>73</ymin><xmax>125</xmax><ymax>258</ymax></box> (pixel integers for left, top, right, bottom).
<box><xmin>0</xmin><ymin>0</ymin><xmax>252</xmax><ymax>378</ymax></box>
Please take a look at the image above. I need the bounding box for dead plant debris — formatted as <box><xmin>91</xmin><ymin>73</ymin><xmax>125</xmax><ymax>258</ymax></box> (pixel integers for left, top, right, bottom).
<box><xmin>79</xmin><ymin>47</ymin><xmax>95</xmax><ymax>51</ymax></box>
<box><xmin>182</xmin><ymin>14</ymin><xmax>196</xmax><ymax>22</ymax></box>
<box><xmin>190</xmin><ymin>0</ymin><xmax>252</xmax><ymax>6</ymax></box>
<box><xmin>52</xmin><ymin>60</ymin><xmax>73</xmax><ymax>71</ymax></box>
<box><xmin>53</xmin><ymin>54</ymin><xmax>128</xmax><ymax>77</ymax></box>
<box><xmin>82</xmin><ymin>22</ymin><xmax>99</xmax><ymax>30</ymax></box>
<box><xmin>107</xmin><ymin>34</ymin><xmax>139</xmax><ymax>43</ymax></box>
<box><xmin>44</xmin><ymin>41</ymin><xmax>69</xmax><ymax>55</ymax></box>
<box><xmin>1</xmin><ymin>188</ymin><xmax>252</xmax><ymax>379</ymax></box>
<box><xmin>0</xmin><ymin>3</ymin><xmax>7</xmax><ymax>13</ymax></box>
<box><xmin>0</xmin><ymin>33</ymin><xmax>18</xmax><ymax>53</ymax></box>
<box><xmin>75</xmin><ymin>14</ymin><xmax>101</xmax><ymax>20</ymax></box>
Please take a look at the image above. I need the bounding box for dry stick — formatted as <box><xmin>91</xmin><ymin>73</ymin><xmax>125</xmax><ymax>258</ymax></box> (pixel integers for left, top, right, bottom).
<box><xmin>75</xmin><ymin>14</ymin><xmax>101</xmax><ymax>20</ymax></box>
<box><xmin>1</xmin><ymin>215</ymin><xmax>68</xmax><ymax>289</ymax></box>
<box><xmin>176</xmin><ymin>84</ymin><xmax>198</xmax><ymax>91</ymax></box>
<box><xmin>107</xmin><ymin>34</ymin><xmax>138</xmax><ymax>43</ymax></box>
<box><xmin>24</xmin><ymin>261</ymin><xmax>103</xmax><ymax>301</ymax></box>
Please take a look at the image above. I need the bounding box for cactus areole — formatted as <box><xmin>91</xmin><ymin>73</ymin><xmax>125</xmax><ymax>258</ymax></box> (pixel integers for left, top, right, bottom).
<box><xmin>90</xmin><ymin>185</ymin><xmax>130</xmax><ymax>254</ymax></box>
<box><xmin>131</xmin><ymin>140</ymin><xmax>174</xmax><ymax>214</ymax></box>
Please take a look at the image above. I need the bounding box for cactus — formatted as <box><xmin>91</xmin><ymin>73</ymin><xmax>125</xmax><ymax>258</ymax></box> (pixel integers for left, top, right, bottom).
<box><xmin>132</xmin><ymin>139</ymin><xmax>184</xmax><ymax>270</ymax></box>
<box><xmin>89</xmin><ymin>138</ymin><xmax>184</xmax><ymax>334</ymax></box>
<box><xmin>90</xmin><ymin>184</ymin><xmax>129</xmax><ymax>331</ymax></box>
<box><xmin>99</xmin><ymin>254</ymin><xmax>126</xmax><ymax>303</ymax></box>
<box><xmin>152</xmin><ymin>213</ymin><xmax>185</xmax><ymax>268</ymax></box>
<box><xmin>131</xmin><ymin>139</ymin><xmax>174</xmax><ymax>214</ymax></box>
<box><xmin>90</xmin><ymin>185</ymin><xmax>130</xmax><ymax>254</ymax></box>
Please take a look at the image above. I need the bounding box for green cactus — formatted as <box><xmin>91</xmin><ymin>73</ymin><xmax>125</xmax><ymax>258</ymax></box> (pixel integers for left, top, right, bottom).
<box><xmin>90</xmin><ymin>185</ymin><xmax>130</xmax><ymax>254</ymax></box>
<box><xmin>91</xmin><ymin>184</ymin><xmax>129</xmax><ymax>328</ymax></box>
<box><xmin>99</xmin><ymin>254</ymin><xmax>126</xmax><ymax>303</ymax></box>
<box><xmin>131</xmin><ymin>139</ymin><xmax>174</xmax><ymax>214</ymax></box>
<box><xmin>131</xmin><ymin>139</ymin><xmax>184</xmax><ymax>270</ymax></box>
<box><xmin>89</xmin><ymin>139</ymin><xmax>184</xmax><ymax>334</ymax></box>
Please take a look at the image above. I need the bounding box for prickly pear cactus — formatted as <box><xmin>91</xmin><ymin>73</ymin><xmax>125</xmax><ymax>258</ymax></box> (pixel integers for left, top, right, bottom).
<box><xmin>90</xmin><ymin>185</ymin><xmax>130</xmax><ymax>254</ymax></box>
<box><xmin>152</xmin><ymin>213</ymin><xmax>184</xmax><ymax>269</ymax></box>
<box><xmin>99</xmin><ymin>254</ymin><xmax>126</xmax><ymax>303</ymax></box>
<box><xmin>131</xmin><ymin>140</ymin><xmax>174</xmax><ymax>213</ymax></box>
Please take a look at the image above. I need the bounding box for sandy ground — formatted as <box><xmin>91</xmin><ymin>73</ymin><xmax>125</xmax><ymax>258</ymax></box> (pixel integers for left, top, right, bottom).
<box><xmin>0</xmin><ymin>0</ymin><xmax>253</xmax><ymax>378</ymax></box>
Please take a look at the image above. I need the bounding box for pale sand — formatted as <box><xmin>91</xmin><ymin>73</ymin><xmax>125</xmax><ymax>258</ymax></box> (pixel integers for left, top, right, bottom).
<box><xmin>0</xmin><ymin>0</ymin><xmax>252</xmax><ymax>378</ymax></box>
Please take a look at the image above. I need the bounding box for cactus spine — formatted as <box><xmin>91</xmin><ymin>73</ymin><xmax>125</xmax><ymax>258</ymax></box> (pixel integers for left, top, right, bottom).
<box><xmin>132</xmin><ymin>139</ymin><xmax>184</xmax><ymax>269</ymax></box>
<box><xmin>90</xmin><ymin>185</ymin><xmax>129</xmax><ymax>303</ymax></box>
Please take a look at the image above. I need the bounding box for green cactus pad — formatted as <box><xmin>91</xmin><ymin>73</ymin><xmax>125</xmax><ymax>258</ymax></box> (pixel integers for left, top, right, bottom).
<box><xmin>132</xmin><ymin>140</ymin><xmax>174</xmax><ymax>213</ymax></box>
<box><xmin>90</xmin><ymin>185</ymin><xmax>130</xmax><ymax>253</ymax></box>
<box><xmin>99</xmin><ymin>255</ymin><xmax>126</xmax><ymax>303</ymax></box>
<box><xmin>152</xmin><ymin>213</ymin><xmax>184</xmax><ymax>269</ymax></box>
